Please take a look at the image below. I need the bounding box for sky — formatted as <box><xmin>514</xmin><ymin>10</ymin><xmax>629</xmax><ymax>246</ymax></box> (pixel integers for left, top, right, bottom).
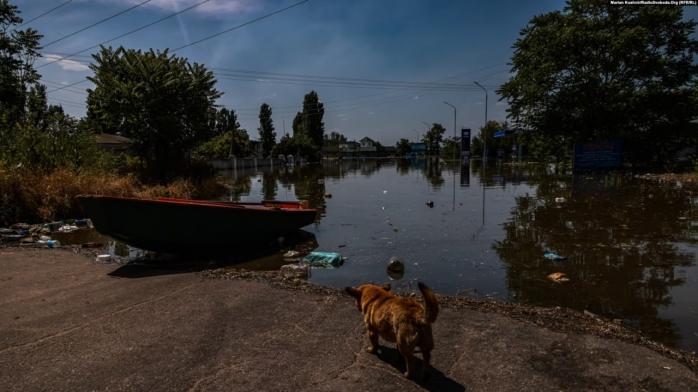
<box><xmin>13</xmin><ymin>0</ymin><xmax>698</xmax><ymax>145</ymax></box>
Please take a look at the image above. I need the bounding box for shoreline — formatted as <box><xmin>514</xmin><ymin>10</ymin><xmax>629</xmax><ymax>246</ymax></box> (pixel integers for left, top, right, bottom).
<box><xmin>203</xmin><ymin>263</ymin><xmax>698</xmax><ymax>374</ymax></box>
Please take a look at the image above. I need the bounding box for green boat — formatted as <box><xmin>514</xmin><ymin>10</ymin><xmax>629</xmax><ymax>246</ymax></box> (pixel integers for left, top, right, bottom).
<box><xmin>77</xmin><ymin>195</ymin><xmax>318</xmax><ymax>253</ymax></box>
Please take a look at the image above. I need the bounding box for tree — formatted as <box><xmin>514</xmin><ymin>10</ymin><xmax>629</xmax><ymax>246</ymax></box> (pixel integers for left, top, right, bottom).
<box><xmin>422</xmin><ymin>123</ymin><xmax>445</xmax><ymax>156</ymax></box>
<box><xmin>441</xmin><ymin>137</ymin><xmax>460</xmax><ymax>160</ymax></box>
<box><xmin>0</xmin><ymin>1</ymin><xmax>42</xmax><ymax>126</ymax></box>
<box><xmin>324</xmin><ymin>131</ymin><xmax>347</xmax><ymax>146</ymax></box>
<box><xmin>470</xmin><ymin>120</ymin><xmax>515</xmax><ymax>158</ymax></box>
<box><xmin>214</xmin><ymin>108</ymin><xmax>240</xmax><ymax>138</ymax></box>
<box><xmin>499</xmin><ymin>0</ymin><xmax>698</xmax><ymax>168</ymax></box>
<box><xmin>86</xmin><ymin>46</ymin><xmax>221</xmax><ymax>179</ymax></box>
<box><xmin>300</xmin><ymin>91</ymin><xmax>325</xmax><ymax>149</ymax></box>
<box><xmin>395</xmin><ymin>138</ymin><xmax>411</xmax><ymax>157</ymax></box>
<box><xmin>258</xmin><ymin>103</ymin><xmax>276</xmax><ymax>158</ymax></box>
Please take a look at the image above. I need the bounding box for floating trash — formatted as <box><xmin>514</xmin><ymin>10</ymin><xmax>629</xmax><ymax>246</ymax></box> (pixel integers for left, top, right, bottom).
<box><xmin>547</xmin><ymin>272</ymin><xmax>569</xmax><ymax>283</ymax></box>
<box><xmin>554</xmin><ymin>197</ymin><xmax>566</xmax><ymax>203</ymax></box>
<box><xmin>302</xmin><ymin>251</ymin><xmax>344</xmax><ymax>268</ymax></box>
<box><xmin>544</xmin><ymin>251</ymin><xmax>567</xmax><ymax>261</ymax></box>
<box><xmin>386</xmin><ymin>256</ymin><xmax>405</xmax><ymax>280</ymax></box>
<box><xmin>426</xmin><ymin>201</ymin><xmax>434</xmax><ymax>208</ymax></box>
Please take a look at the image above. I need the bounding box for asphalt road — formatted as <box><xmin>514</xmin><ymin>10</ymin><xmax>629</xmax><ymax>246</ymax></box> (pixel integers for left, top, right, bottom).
<box><xmin>1</xmin><ymin>248</ymin><xmax>697</xmax><ymax>391</ymax></box>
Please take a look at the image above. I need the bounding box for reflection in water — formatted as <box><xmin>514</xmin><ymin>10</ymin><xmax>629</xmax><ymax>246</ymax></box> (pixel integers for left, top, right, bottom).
<box><xmin>219</xmin><ymin>160</ymin><xmax>698</xmax><ymax>352</ymax></box>
<box><xmin>494</xmin><ymin>174</ymin><xmax>696</xmax><ymax>348</ymax></box>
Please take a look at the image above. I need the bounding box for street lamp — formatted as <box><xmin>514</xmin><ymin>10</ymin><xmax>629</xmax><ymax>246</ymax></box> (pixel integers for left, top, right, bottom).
<box><xmin>443</xmin><ymin>101</ymin><xmax>456</xmax><ymax>161</ymax></box>
<box><xmin>474</xmin><ymin>81</ymin><xmax>488</xmax><ymax>163</ymax></box>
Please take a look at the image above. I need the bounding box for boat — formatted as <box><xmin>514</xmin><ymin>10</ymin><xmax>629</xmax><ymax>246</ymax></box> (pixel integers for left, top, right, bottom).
<box><xmin>76</xmin><ymin>195</ymin><xmax>318</xmax><ymax>253</ymax></box>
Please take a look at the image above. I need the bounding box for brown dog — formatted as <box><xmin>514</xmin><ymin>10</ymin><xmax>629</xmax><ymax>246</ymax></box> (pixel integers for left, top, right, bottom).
<box><xmin>345</xmin><ymin>282</ymin><xmax>439</xmax><ymax>379</ymax></box>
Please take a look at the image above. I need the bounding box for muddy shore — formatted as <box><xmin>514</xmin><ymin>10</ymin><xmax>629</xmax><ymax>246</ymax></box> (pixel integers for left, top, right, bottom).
<box><xmin>2</xmin><ymin>247</ymin><xmax>697</xmax><ymax>391</ymax></box>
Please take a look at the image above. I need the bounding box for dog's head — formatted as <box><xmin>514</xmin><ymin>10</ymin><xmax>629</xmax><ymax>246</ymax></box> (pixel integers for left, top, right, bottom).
<box><xmin>345</xmin><ymin>283</ymin><xmax>391</xmax><ymax>311</ymax></box>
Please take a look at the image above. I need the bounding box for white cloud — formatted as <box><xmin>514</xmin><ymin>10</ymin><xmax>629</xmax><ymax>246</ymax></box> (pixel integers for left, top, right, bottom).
<box><xmin>112</xmin><ymin>0</ymin><xmax>259</xmax><ymax>16</ymax></box>
<box><xmin>41</xmin><ymin>54</ymin><xmax>90</xmax><ymax>71</ymax></box>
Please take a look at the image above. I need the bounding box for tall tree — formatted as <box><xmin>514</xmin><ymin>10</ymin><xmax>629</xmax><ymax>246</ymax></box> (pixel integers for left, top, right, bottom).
<box><xmin>422</xmin><ymin>123</ymin><xmax>446</xmax><ymax>156</ymax></box>
<box><xmin>300</xmin><ymin>90</ymin><xmax>325</xmax><ymax>150</ymax></box>
<box><xmin>214</xmin><ymin>107</ymin><xmax>240</xmax><ymax>137</ymax></box>
<box><xmin>86</xmin><ymin>46</ymin><xmax>221</xmax><ymax>179</ymax></box>
<box><xmin>395</xmin><ymin>138</ymin><xmax>411</xmax><ymax>157</ymax></box>
<box><xmin>258</xmin><ymin>103</ymin><xmax>276</xmax><ymax>158</ymax></box>
<box><xmin>0</xmin><ymin>1</ymin><xmax>42</xmax><ymax>125</ymax></box>
<box><xmin>499</xmin><ymin>0</ymin><xmax>698</xmax><ymax>168</ymax></box>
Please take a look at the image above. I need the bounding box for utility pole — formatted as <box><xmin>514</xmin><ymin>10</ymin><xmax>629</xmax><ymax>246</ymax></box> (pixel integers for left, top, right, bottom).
<box><xmin>443</xmin><ymin>101</ymin><xmax>456</xmax><ymax>161</ymax></box>
<box><xmin>474</xmin><ymin>81</ymin><xmax>488</xmax><ymax>163</ymax></box>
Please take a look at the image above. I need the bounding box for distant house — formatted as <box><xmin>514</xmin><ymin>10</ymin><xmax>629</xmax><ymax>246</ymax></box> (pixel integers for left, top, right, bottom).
<box><xmin>95</xmin><ymin>133</ymin><xmax>132</xmax><ymax>153</ymax></box>
<box><xmin>359</xmin><ymin>137</ymin><xmax>378</xmax><ymax>153</ymax></box>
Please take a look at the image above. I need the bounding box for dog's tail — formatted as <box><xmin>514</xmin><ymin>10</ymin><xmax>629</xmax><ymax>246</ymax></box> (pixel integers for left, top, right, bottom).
<box><xmin>418</xmin><ymin>281</ymin><xmax>439</xmax><ymax>323</ymax></box>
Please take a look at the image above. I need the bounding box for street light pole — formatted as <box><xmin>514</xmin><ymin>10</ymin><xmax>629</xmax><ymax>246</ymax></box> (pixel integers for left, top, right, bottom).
<box><xmin>443</xmin><ymin>101</ymin><xmax>456</xmax><ymax>161</ymax></box>
<box><xmin>474</xmin><ymin>81</ymin><xmax>488</xmax><ymax>163</ymax></box>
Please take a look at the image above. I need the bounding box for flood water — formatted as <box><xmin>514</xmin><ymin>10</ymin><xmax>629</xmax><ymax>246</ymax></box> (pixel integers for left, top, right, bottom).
<box><xmin>220</xmin><ymin>159</ymin><xmax>698</xmax><ymax>353</ymax></box>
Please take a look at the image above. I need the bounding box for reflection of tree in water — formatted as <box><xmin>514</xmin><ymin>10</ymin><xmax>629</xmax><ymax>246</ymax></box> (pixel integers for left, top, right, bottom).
<box><xmin>494</xmin><ymin>174</ymin><xmax>695</xmax><ymax>347</ymax></box>
<box><xmin>261</xmin><ymin>172</ymin><xmax>277</xmax><ymax>200</ymax></box>
<box><xmin>396</xmin><ymin>159</ymin><xmax>410</xmax><ymax>175</ymax></box>
<box><xmin>274</xmin><ymin>165</ymin><xmax>327</xmax><ymax>216</ymax></box>
<box><xmin>422</xmin><ymin>159</ymin><xmax>444</xmax><ymax>189</ymax></box>
<box><xmin>229</xmin><ymin>176</ymin><xmax>252</xmax><ymax>201</ymax></box>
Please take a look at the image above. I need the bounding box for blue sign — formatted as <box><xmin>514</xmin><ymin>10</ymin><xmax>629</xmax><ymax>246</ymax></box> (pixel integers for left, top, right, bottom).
<box><xmin>494</xmin><ymin>130</ymin><xmax>507</xmax><ymax>138</ymax></box>
<box><xmin>573</xmin><ymin>141</ymin><xmax>623</xmax><ymax>171</ymax></box>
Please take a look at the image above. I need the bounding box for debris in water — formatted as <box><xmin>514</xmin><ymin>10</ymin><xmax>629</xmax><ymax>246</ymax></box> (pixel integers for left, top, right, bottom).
<box><xmin>387</xmin><ymin>256</ymin><xmax>405</xmax><ymax>280</ymax></box>
<box><xmin>303</xmin><ymin>251</ymin><xmax>344</xmax><ymax>268</ymax></box>
<box><xmin>544</xmin><ymin>251</ymin><xmax>567</xmax><ymax>261</ymax></box>
<box><xmin>283</xmin><ymin>250</ymin><xmax>300</xmax><ymax>258</ymax></box>
<box><xmin>554</xmin><ymin>197</ymin><xmax>566</xmax><ymax>203</ymax></box>
<box><xmin>324</xmin><ymin>193</ymin><xmax>332</xmax><ymax>198</ymax></box>
<box><xmin>547</xmin><ymin>272</ymin><xmax>569</xmax><ymax>283</ymax></box>
<box><xmin>426</xmin><ymin>201</ymin><xmax>434</xmax><ymax>208</ymax></box>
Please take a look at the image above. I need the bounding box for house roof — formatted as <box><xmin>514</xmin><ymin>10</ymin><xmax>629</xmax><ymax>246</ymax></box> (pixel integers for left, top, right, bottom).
<box><xmin>95</xmin><ymin>133</ymin><xmax>132</xmax><ymax>145</ymax></box>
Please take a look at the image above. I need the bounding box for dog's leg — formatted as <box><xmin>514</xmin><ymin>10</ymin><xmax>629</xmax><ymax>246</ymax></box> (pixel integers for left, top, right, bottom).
<box><xmin>398</xmin><ymin>344</ymin><xmax>415</xmax><ymax>378</ymax></box>
<box><xmin>367</xmin><ymin>329</ymin><xmax>379</xmax><ymax>353</ymax></box>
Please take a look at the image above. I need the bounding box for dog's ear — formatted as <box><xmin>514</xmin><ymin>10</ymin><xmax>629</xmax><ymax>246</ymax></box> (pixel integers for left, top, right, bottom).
<box><xmin>345</xmin><ymin>287</ymin><xmax>361</xmax><ymax>298</ymax></box>
<box><xmin>381</xmin><ymin>283</ymin><xmax>391</xmax><ymax>291</ymax></box>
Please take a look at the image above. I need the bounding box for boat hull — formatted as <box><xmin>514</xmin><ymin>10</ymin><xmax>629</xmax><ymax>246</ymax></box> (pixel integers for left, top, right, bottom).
<box><xmin>77</xmin><ymin>196</ymin><xmax>318</xmax><ymax>253</ymax></box>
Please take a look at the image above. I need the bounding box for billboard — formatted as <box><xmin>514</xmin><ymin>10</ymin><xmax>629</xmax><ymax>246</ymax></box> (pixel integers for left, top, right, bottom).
<box><xmin>460</xmin><ymin>128</ymin><xmax>471</xmax><ymax>164</ymax></box>
<box><xmin>573</xmin><ymin>140</ymin><xmax>623</xmax><ymax>172</ymax></box>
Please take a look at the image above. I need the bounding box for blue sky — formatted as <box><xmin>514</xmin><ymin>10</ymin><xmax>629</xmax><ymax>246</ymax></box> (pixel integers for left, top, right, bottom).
<box><xmin>14</xmin><ymin>0</ymin><xmax>698</xmax><ymax>144</ymax></box>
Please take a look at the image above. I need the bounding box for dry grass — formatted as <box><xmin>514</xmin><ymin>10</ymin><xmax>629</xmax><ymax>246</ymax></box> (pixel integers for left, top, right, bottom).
<box><xmin>0</xmin><ymin>167</ymin><xmax>226</xmax><ymax>226</ymax></box>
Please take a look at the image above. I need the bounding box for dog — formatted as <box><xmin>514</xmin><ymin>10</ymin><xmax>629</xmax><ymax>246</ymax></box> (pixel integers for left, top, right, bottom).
<box><xmin>345</xmin><ymin>282</ymin><xmax>439</xmax><ymax>379</ymax></box>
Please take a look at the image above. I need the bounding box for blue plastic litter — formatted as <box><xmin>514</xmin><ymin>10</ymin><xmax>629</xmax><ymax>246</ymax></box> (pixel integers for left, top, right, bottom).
<box><xmin>544</xmin><ymin>251</ymin><xmax>566</xmax><ymax>261</ymax></box>
<box><xmin>303</xmin><ymin>251</ymin><xmax>344</xmax><ymax>268</ymax></box>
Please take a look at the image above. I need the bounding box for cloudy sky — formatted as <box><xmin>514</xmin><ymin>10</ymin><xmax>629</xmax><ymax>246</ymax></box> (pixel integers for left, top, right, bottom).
<box><xmin>14</xmin><ymin>0</ymin><xmax>698</xmax><ymax>144</ymax></box>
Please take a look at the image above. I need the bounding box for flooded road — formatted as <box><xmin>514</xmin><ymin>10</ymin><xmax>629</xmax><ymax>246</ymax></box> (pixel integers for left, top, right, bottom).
<box><xmin>54</xmin><ymin>159</ymin><xmax>698</xmax><ymax>353</ymax></box>
<box><xmin>221</xmin><ymin>159</ymin><xmax>698</xmax><ymax>353</ymax></box>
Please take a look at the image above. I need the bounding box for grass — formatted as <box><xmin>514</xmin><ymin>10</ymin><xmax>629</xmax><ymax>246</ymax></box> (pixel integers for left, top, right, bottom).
<box><xmin>0</xmin><ymin>167</ymin><xmax>226</xmax><ymax>227</ymax></box>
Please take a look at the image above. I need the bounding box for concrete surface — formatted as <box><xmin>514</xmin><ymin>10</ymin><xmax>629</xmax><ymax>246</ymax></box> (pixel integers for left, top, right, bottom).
<box><xmin>1</xmin><ymin>248</ymin><xmax>697</xmax><ymax>391</ymax></box>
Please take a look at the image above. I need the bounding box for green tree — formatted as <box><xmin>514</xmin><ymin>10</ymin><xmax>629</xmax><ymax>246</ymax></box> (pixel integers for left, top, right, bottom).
<box><xmin>471</xmin><ymin>120</ymin><xmax>515</xmax><ymax>159</ymax></box>
<box><xmin>0</xmin><ymin>1</ymin><xmax>42</xmax><ymax>127</ymax></box>
<box><xmin>324</xmin><ymin>131</ymin><xmax>348</xmax><ymax>146</ymax></box>
<box><xmin>422</xmin><ymin>123</ymin><xmax>445</xmax><ymax>156</ymax></box>
<box><xmin>300</xmin><ymin>91</ymin><xmax>325</xmax><ymax>150</ymax></box>
<box><xmin>214</xmin><ymin>107</ymin><xmax>240</xmax><ymax>137</ymax></box>
<box><xmin>86</xmin><ymin>46</ymin><xmax>221</xmax><ymax>179</ymax></box>
<box><xmin>395</xmin><ymin>138</ymin><xmax>411</xmax><ymax>157</ymax></box>
<box><xmin>258</xmin><ymin>103</ymin><xmax>276</xmax><ymax>158</ymax></box>
<box><xmin>499</xmin><ymin>0</ymin><xmax>698</xmax><ymax>168</ymax></box>
<box><xmin>441</xmin><ymin>137</ymin><xmax>460</xmax><ymax>160</ymax></box>
<box><xmin>194</xmin><ymin>128</ymin><xmax>251</xmax><ymax>160</ymax></box>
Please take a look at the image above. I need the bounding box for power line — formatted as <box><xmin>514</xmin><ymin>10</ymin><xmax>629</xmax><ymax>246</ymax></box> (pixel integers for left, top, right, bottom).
<box><xmin>172</xmin><ymin>0</ymin><xmax>311</xmax><ymax>52</ymax></box>
<box><xmin>15</xmin><ymin>0</ymin><xmax>73</xmax><ymax>28</ymax></box>
<box><xmin>46</xmin><ymin>79</ymin><xmax>90</xmax><ymax>93</ymax></box>
<box><xmin>38</xmin><ymin>0</ymin><xmax>211</xmax><ymax>69</ymax></box>
<box><xmin>41</xmin><ymin>0</ymin><xmax>153</xmax><ymax>48</ymax></box>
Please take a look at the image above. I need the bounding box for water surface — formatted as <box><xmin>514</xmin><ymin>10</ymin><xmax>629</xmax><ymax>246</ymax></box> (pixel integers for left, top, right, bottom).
<box><xmin>221</xmin><ymin>159</ymin><xmax>698</xmax><ymax>353</ymax></box>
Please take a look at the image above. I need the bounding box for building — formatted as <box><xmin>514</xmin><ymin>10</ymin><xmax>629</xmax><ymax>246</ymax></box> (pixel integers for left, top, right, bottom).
<box><xmin>95</xmin><ymin>133</ymin><xmax>132</xmax><ymax>153</ymax></box>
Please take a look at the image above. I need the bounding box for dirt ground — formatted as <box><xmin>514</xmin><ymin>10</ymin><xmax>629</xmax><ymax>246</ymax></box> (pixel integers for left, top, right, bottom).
<box><xmin>1</xmin><ymin>247</ymin><xmax>697</xmax><ymax>391</ymax></box>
